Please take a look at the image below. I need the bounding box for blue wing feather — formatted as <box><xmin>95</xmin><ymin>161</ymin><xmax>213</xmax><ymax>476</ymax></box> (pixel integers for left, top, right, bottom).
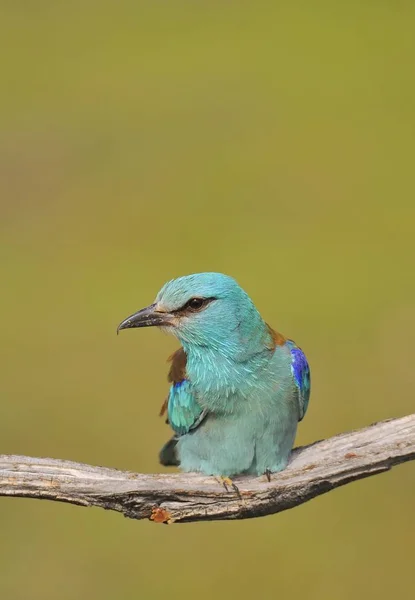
<box><xmin>167</xmin><ymin>380</ymin><xmax>207</xmax><ymax>436</ymax></box>
<box><xmin>286</xmin><ymin>340</ymin><xmax>311</xmax><ymax>421</ymax></box>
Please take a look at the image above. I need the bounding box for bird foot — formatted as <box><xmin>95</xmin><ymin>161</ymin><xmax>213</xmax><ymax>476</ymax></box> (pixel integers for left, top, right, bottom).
<box><xmin>264</xmin><ymin>469</ymin><xmax>272</xmax><ymax>483</ymax></box>
<box><xmin>215</xmin><ymin>476</ymin><xmax>241</xmax><ymax>497</ymax></box>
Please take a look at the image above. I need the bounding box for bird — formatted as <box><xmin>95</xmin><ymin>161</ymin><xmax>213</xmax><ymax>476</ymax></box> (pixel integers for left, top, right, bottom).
<box><xmin>117</xmin><ymin>272</ymin><xmax>310</xmax><ymax>480</ymax></box>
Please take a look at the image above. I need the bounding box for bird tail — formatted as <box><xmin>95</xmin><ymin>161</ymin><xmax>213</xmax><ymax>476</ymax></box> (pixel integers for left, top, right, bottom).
<box><xmin>159</xmin><ymin>437</ymin><xmax>180</xmax><ymax>467</ymax></box>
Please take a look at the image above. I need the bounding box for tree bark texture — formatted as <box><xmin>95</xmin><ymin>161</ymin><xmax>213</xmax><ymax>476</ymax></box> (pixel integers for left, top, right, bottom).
<box><xmin>0</xmin><ymin>414</ymin><xmax>413</xmax><ymax>523</ymax></box>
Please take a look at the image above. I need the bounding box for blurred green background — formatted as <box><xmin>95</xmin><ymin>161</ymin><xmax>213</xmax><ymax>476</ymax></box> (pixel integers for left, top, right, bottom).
<box><xmin>1</xmin><ymin>2</ymin><xmax>414</xmax><ymax>599</ymax></box>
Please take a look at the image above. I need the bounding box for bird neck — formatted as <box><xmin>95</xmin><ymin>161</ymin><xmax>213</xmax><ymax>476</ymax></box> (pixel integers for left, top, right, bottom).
<box><xmin>181</xmin><ymin>327</ymin><xmax>276</xmax><ymax>410</ymax></box>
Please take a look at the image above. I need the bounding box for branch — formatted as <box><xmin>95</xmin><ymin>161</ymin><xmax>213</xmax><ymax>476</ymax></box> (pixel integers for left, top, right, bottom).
<box><xmin>1</xmin><ymin>414</ymin><xmax>414</xmax><ymax>524</ymax></box>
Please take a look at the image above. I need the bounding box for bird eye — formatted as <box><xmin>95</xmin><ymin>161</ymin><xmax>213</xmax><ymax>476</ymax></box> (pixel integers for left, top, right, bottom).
<box><xmin>186</xmin><ymin>297</ymin><xmax>206</xmax><ymax>311</ymax></box>
<box><xmin>175</xmin><ymin>296</ymin><xmax>216</xmax><ymax>314</ymax></box>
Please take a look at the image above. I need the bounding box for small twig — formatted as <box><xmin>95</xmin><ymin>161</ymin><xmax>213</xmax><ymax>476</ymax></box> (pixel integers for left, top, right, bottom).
<box><xmin>0</xmin><ymin>414</ymin><xmax>414</xmax><ymax>523</ymax></box>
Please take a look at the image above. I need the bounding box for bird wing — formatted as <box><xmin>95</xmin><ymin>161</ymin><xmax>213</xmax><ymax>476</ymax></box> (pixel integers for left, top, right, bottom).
<box><xmin>285</xmin><ymin>340</ymin><xmax>311</xmax><ymax>421</ymax></box>
<box><xmin>160</xmin><ymin>348</ymin><xmax>207</xmax><ymax>436</ymax></box>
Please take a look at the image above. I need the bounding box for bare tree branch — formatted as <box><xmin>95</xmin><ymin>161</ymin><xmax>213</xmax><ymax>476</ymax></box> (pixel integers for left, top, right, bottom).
<box><xmin>0</xmin><ymin>414</ymin><xmax>414</xmax><ymax>523</ymax></box>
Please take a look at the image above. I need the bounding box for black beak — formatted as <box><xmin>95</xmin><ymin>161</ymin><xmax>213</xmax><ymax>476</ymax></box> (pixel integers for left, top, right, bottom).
<box><xmin>117</xmin><ymin>303</ymin><xmax>172</xmax><ymax>334</ymax></box>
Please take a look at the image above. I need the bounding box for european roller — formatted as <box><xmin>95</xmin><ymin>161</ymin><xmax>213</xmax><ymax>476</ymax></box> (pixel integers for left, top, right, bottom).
<box><xmin>118</xmin><ymin>273</ymin><xmax>310</xmax><ymax>480</ymax></box>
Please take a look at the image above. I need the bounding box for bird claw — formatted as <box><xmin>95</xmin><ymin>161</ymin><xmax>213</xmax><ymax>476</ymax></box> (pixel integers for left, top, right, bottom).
<box><xmin>215</xmin><ymin>476</ymin><xmax>232</xmax><ymax>491</ymax></box>
<box><xmin>264</xmin><ymin>469</ymin><xmax>272</xmax><ymax>482</ymax></box>
<box><xmin>215</xmin><ymin>476</ymin><xmax>241</xmax><ymax>497</ymax></box>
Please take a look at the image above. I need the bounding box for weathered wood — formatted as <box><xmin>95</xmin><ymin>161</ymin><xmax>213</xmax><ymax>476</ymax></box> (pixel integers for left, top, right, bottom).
<box><xmin>0</xmin><ymin>414</ymin><xmax>414</xmax><ymax>523</ymax></box>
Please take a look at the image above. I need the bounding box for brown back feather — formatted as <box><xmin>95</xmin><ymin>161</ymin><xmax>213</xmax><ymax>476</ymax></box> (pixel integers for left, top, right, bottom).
<box><xmin>159</xmin><ymin>348</ymin><xmax>187</xmax><ymax>418</ymax></box>
<box><xmin>167</xmin><ymin>347</ymin><xmax>187</xmax><ymax>383</ymax></box>
<box><xmin>266</xmin><ymin>324</ymin><xmax>287</xmax><ymax>350</ymax></box>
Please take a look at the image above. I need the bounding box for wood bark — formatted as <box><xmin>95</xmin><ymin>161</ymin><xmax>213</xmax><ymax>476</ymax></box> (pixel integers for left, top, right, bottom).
<box><xmin>0</xmin><ymin>414</ymin><xmax>413</xmax><ymax>523</ymax></box>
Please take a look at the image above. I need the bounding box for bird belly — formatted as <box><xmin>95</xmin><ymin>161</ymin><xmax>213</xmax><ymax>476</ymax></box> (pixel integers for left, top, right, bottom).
<box><xmin>176</xmin><ymin>398</ymin><xmax>298</xmax><ymax>477</ymax></box>
<box><xmin>176</xmin><ymin>346</ymin><xmax>301</xmax><ymax>477</ymax></box>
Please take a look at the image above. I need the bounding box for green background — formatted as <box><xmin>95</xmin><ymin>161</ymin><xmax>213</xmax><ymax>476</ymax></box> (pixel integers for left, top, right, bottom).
<box><xmin>1</xmin><ymin>2</ymin><xmax>414</xmax><ymax>599</ymax></box>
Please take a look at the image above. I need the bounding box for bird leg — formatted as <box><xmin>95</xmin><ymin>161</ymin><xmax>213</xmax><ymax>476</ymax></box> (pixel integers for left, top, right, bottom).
<box><xmin>264</xmin><ymin>469</ymin><xmax>272</xmax><ymax>482</ymax></box>
<box><xmin>215</xmin><ymin>476</ymin><xmax>241</xmax><ymax>497</ymax></box>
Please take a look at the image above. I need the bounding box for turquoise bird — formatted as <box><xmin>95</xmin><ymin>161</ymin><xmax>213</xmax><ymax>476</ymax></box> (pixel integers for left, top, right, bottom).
<box><xmin>117</xmin><ymin>273</ymin><xmax>310</xmax><ymax>480</ymax></box>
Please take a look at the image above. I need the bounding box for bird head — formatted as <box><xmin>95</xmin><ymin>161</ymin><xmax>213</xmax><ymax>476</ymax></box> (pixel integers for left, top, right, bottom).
<box><xmin>117</xmin><ymin>272</ymin><xmax>269</xmax><ymax>355</ymax></box>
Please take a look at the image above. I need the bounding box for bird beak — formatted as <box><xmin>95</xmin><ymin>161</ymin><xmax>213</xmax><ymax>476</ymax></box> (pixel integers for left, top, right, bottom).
<box><xmin>117</xmin><ymin>303</ymin><xmax>173</xmax><ymax>334</ymax></box>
